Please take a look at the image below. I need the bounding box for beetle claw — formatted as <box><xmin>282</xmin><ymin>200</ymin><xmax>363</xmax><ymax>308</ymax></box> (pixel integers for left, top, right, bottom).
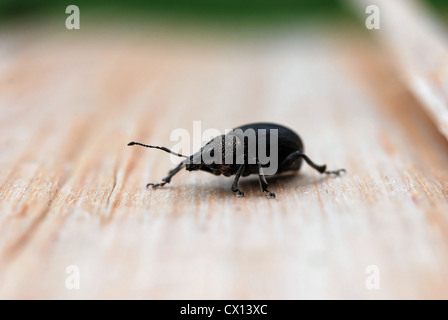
<box><xmin>325</xmin><ymin>168</ymin><xmax>346</xmax><ymax>176</ymax></box>
<box><xmin>146</xmin><ymin>182</ymin><xmax>167</xmax><ymax>188</ymax></box>
<box><xmin>266</xmin><ymin>191</ymin><xmax>276</xmax><ymax>199</ymax></box>
<box><xmin>235</xmin><ymin>190</ymin><xmax>245</xmax><ymax>197</ymax></box>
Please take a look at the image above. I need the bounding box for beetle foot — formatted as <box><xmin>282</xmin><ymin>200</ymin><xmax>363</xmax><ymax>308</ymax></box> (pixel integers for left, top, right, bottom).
<box><xmin>235</xmin><ymin>190</ymin><xmax>245</xmax><ymax>197</ymax></box>
<box><xmin>265</xmin><ymin>191</ymin><xmax>276</xmax><ymax>199</ymax></box>
<box><xmin>146</xmin><ymin>182</ymin><xmax>167</xmax><ymax>188</ymax></box>
<box><xmin>325</xmin><ymin>168</ymin><xmax>346</xmax><ymax>176</ymax></box>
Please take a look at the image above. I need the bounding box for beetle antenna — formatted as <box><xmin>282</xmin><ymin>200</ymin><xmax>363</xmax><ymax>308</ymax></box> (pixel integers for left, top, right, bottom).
<box><xmin>127</xmin><ymin>141</ymin><xmax>189</xmax><ymax>158</ymax></box>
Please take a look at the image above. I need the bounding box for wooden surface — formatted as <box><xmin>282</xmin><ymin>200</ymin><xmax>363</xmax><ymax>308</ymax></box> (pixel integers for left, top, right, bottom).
<box><xmin>353</xmin><ymin>0</ymin><xmax>448</xmax><ymax>140</ymax></box>
<box><xmin>1</xmin><ymin>21</ymin><xmax>448</xmax><ymax>299</ymax></box>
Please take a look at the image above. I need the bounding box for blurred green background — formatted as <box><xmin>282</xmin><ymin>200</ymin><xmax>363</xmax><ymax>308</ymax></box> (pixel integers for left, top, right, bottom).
<box><xmin>1</xmin><ymin>0</ymin><xmax>447</xmax><ymax>29</ymax></box>
<box><xmin>2</xmin><ymin>0</ymin><xmax>346</xmax><ymax>23</ymax></box>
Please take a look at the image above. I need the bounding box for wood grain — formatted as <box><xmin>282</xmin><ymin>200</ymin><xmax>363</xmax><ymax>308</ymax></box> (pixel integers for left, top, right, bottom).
<box><xmin>0</xmin><ymin>22</ymin><xmax>447</xmax><ymax>299</ymax></box>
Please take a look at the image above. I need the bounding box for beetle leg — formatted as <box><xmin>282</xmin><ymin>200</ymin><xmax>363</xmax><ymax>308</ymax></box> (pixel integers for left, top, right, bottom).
<box><xmin>282</xmin><ymin>151</ymin><xmax>345</xmax><ymax>175</ymax></box>
<box><xmin>231</xmin><ymin>164</ymin><xmax>245</xmax><ymax>197</ymax></box>
<box><xmin>299</xmin><ymin>153</ymin><xmax>346</xmax><ymax>175</ymax></box>
<box><xmin>257</xmin><ymin>161</ymin><xmax>276</xmax><ymax>198</ymax></box>
<box><xmin>147</xmin><ymin>162</ymin><xmax>185</xmax><ymax>188</ymax></box>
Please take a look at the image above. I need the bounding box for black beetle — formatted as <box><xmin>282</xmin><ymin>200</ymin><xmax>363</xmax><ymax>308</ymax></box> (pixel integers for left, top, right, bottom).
<box><xmin>128</xmin><ymin>122</ymin><xmax>345</xmax><ymax>198</ymax></box>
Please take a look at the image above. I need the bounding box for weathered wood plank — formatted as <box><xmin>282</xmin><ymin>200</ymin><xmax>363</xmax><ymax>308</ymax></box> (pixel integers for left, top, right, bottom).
<box><xmin>0</xmin><ymin>24</ymin><xmax>447</xmax><ymax>299</ymax></box>
<box><xmin>353</xmin><ymin>0</ymin><xmax>448</xmax><ymax>140</ymax></box>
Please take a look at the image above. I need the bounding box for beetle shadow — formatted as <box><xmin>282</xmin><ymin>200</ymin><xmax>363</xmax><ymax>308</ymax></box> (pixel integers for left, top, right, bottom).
<box><xmin>172</xmin><ymin>171</ymin><xmax>341</xmax><ymax>200</ymax></box>
<box><xmin>239</xmin><ymin>172</ymin><xmax>337</xmax><ymax>195</ymax></box>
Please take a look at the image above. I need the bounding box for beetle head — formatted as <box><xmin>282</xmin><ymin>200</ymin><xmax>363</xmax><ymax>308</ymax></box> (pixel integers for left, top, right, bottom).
<box><xmin>185</xmin><ymin>134</ymin><xmax>244</xmax><ymax>172</ymax></box>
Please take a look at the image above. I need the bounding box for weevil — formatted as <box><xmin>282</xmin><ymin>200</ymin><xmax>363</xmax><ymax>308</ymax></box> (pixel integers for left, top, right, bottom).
<box><xmin>128</xmin><ymin>122</ymin><xmax>345</xmax><ymax>198</ymax></box>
